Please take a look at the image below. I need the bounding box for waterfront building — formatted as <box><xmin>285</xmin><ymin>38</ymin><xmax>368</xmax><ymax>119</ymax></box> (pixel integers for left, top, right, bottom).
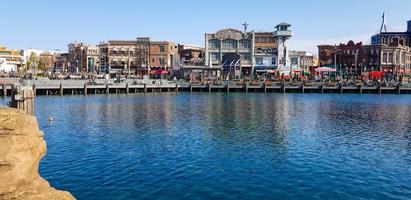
<box><xmin>135</xmin><ymin>37</ymin><xmax>150</xmax><ymax>77</ymax></box>
<box><xmin>254</xmin><ymin>32</ymin><xmax>277</xmax><ymax>74</ymax></box>
<box><xmin>149</xmin><ymin>41</ymin><xmax>179</xmax><ymax>76</ymax></box>
<box><xmin>83</xmin><ymin>46</ymin><xmax>100</xmax><ymax>73</ymax></box>
<box><xmin>53</xmin><ymin>52</ymin><xmax>69</xmax><ymax>73</ymax></box>
<box><xmin>68</xmin><ymin>42</ymin><xmax>100</xmax><ymax>74</ymax></box>
<box><xmin>0</xmin><ymin>46</ymin><xmax>23</xmax><ymax>73</ymax></box>
<box><xmin>289</xmin><ymin>51</ymin><xmax>314</xmax><ymax>75</ymax></box>
<box><xmin>98</xmin><ymin>40</ymin><xmax>138</xmax><ymax>76</ymax></box>
<box><xmin>318</xmin><ymin>40</ymin><xmax>411</xmax><ymax>79</ymax></box>
<box><xmin>177</xmin><ymin>45</ymin><xmax>212</xmax><ymax>81</ymax></box>
<box><xmin>205</xmin><ymin>28</ymin><xmax>255</xmax><ymax>79</ymax></box>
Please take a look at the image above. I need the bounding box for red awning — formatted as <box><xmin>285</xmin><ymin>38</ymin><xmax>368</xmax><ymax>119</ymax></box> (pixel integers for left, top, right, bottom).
<box><xmin>150</xmin><ymin>70</ymin><xmax>169</xmax><ymax>75</ymax></box>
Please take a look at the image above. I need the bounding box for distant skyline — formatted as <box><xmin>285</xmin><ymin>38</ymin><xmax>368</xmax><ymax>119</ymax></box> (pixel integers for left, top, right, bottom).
<box><xmin>1</xmin><ymin>0</ymin><xmax>410</xmax><ymax>54</ymax></box>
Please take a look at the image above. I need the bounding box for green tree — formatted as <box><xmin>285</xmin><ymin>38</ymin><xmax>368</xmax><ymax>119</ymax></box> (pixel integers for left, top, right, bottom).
<box><xmin>38</xmin><ymin>56</ymin><xmax>46</xmax><ymax>72</ymax></box>
<box><xmin>26</xmin><ymin>52</ymin><xmax>38</xmax><ymax>73</ymax></box>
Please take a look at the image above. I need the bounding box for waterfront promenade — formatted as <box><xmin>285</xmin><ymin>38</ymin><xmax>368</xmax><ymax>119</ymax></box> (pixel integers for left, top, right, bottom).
<box><xmin>2</xmin><ymin>79</ymin><xmax>411</xmax><ymax>96</ymax></box>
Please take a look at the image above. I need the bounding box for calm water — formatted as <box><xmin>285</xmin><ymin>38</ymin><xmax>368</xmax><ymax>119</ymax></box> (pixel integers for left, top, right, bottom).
<box><xmin>2</xmin><ymin>93</ymin><xmax>411</xmax><ymax>199</ymax></box>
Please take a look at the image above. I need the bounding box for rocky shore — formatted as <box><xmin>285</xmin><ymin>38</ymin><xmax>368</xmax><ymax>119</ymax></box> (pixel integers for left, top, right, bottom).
<box><xmin>0</xmin><ymin>107</ymin><xmax>75</xmax><ymax>200</ymax></box>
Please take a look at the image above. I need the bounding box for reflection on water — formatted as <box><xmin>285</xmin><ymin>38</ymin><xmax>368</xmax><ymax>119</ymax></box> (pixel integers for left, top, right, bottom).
<box><xmin>3</xmin><ymin>93</ymin><xmax>411</xmax><ymax>200</ymax></box>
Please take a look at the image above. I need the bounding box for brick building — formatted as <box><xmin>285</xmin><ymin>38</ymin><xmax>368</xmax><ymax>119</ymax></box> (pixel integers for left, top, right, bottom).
<box><xmin>318</xmin><ymin>40</ymin><xmax>411</xmax><ymax>79</ymax></box>
<box><xmin>98</xmin><ymin>40</ymin><xmax>138</xmax><ymax>76</ymax></box>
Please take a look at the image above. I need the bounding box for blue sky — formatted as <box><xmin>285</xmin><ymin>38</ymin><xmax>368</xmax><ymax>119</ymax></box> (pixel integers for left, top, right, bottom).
<box><xmin>1</xmin><ymin>0</ymin><xmax>410</xmax><ymax>54</ymax></box>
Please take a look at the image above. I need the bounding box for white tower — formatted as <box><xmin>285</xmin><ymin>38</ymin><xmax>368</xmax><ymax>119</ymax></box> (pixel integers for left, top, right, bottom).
<box><xmin>273</xmin><ymin>22</ymin><xmax>293</xmax><ymax>74</ymax></box>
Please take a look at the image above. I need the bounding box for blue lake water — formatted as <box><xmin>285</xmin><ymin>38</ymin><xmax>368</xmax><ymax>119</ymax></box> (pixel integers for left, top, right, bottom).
<box><xmin>1</xmin><ymin>93</ymin><xmax>411</xmax><ymax>199</ymax></box>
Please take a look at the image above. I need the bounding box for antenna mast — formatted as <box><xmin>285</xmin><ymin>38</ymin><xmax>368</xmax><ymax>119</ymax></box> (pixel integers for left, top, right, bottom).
<box><xmin>380</xmin><ymin>12</ymin><xmax>387</xmax><ymax>33</ymax></box>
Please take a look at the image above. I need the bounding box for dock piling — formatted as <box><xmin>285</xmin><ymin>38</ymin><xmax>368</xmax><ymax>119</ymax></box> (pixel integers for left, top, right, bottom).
<box><xmin>106</xmin><ymin>84</ymin><xmax>110</xmax><ymax>94</ymax></box>
<box><xmin>84</xmin><ymin>84</ymin><xmax>88</xmax><ymax>96</ymax></box>
<box><xmin>2</xmin><ymin>84</ymin><xmax>6</xmax><ymax>97</ymax></box>
<box><xmin>126</xmin><ymin>83</ymin><xmax>129</xmax><ymax>94</ymax></box>
<box><xmin>59</xmin><ymin>83</ymin><xmax>63</xmax><ymax>95</ymax></box>
<box><xmin>32</xmin><ymin>84</ymin><xmax>37</xmax><ymax>96</ymax></box>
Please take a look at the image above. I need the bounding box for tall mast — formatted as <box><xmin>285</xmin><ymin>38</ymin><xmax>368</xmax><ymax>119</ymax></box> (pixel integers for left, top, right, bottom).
<box><xmin>380</xmin><ymin>12</ymin><xmax>387</xmax><ymax>33</ymax></box>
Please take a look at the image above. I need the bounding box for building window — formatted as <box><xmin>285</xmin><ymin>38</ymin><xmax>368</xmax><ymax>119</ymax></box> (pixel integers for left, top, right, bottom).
<box><xmin>159</xmin><ymin>45</ymin><xmax>165</xmax><ymax>52</ymax></box>
<box><xmin>239</xmin><ymin>39</ymin><xmax>251</xmax><ymax>49</ymax></box>
<box><xmin>388</xmin><ymin>53</ymin><xmax>393</xmax><ymax>63</ymax></box>
<box><xmin>291</xmin><ymin>58</ymin><xmax>299</xmax><ymax>65</ymax></box>
<box><xmin>240</xmin><ymin>53</ymin><xmax>251</xmax><ymax>61</ymax></box>
<box><xmin>159</xmin><ymin>58</ymin><xmax>165</xmax><ymax>65</ymax></box>
<box><xmin>256</xmin><ymin>57</ymin><xmax>263</xmax><ymax>65</ymax></box>
<box><xmin>272</xmin><ymin>57</ymin><xmax>277</xmax><ymax>65</ymax></box>
<box><xmin>211</xmin><ymin>53</ymin><xmax>220</xmax><ymax>62</ymax></box>
<box><xmin>383</xmin><ymin>52</ymin><xmax>387</xmax><ymax>63</ymax></box>
<box><xmin>222</xmin><ymin>39</ymin><xmax>237</xmax><ymax>49</ymax></box>
<box><xmin>209</xmin><ymin>39</ymin><xmax>220</xmax><ymax>49</ymax></box>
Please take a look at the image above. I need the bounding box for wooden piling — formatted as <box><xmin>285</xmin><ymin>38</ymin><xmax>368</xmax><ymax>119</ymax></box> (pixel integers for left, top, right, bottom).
<box><xmin>397</xmin><ymin>85</ymin><xmax>401</xmax><ymax>94</ymax></box>
<box><xmin>175</xmin><ymin>85</ymin><xmax>179</xmax><ymax>92</ymax></box>
<box><xmin>208</xmin><ymin>84</ymin><xmax>211</xmax><ymax>93</ymax></box>
<box><xmin>59</xmin><ymin>83</ymin><xmax>63</xmax><ymax>95</ymax></box>
<box><xmin>320</xmin><ymin>83</ymin><xmax>324</xmax><ymax>94</ymax></box>
<box><xmin>2</xmin><ymin>84</ymin><xmax>6</xmax><ymax>97</ymax></box>
<box><xmin>84</xmin><ymin>84</ymin><xmax>88</xmax><ymax>96</ymax></box>
<box><xmin>32</xmin><ymin>84</ymin><xmax>37</xmax><ymax>96</ymax></box>
<box><xmin>126</xmin><ymin>83</ymin><xmax>129</xmax><ymax>94</ymax></box>
<box><xmin>359</xmin><ymin>85</ymin><xmax>363</xmax><ymax>94</ymax></box>
<box><xmin>106</xmin><ymin>84</ymin><xmax>110</xmax><ymax>94</ymax></box>
<box><xmin>227</xmin><ymin>84</ymin><xmax>230</xmax><ymax>93</ymax></box>
<box><xmin>245</xmin><ymin>83</ymin><xmax>249</xmax><ymax>93</ymax></box>
<box><xmin>190</xmin><ymin>84</ymin><xmax>193</xmax><ymax>93</ymax></box>
<box><xmin>340</xmin><ymin>84</ymin><xmax>343</xmax><ymax>94</ymax></box>
<box><xmin>10</xmin><ymin>85</ymin><xmax>35</xmax><ymax>116</ymax></box>
<box><xmin>378</xmin><ymin>83</ymin><xmax>382</xmax><ymax>94</ymax></box>
<box><xmin>282</xmin><ymin>81</ymin><xmax>286</xmax><ymax>93</ymax></box>
<box><xmin>144</xmin><ymin>84</ymin><xmax>147</xmax><ymax>94</ymax></box>
<box><xmin>264</xmin><ymin>83</ymin><xmax>267</xmax><ymax>93</ymax></box>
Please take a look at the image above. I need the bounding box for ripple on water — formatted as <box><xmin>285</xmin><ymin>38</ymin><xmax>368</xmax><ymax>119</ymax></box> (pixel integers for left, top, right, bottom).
<box><xmin>26</xmin><ymin>93</ymin><xmax>411</xmax><ymax>200</ymax></box>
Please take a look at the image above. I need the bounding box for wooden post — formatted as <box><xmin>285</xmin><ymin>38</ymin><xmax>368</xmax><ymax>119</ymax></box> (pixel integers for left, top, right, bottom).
<box><xmin>106</xmin><ymin>84</ymin><xmax>110</xmax><ymax>94</ymax></box>
<box><xmin>59</xmin><ymin>83</ymin><xmax>63</xmax><ymax>95</ymax></box>
<box><xmin>126</xmin><ymin>83</ymin><xmax>129</xmax><ymax>94</ymax></box>
<box><xmin>359</xmin><ymin>85</ymin><xmax>363</xmax><ymax>94</ymax></box>
<box><xmin>320</xmin><ymin>83</ymin><xmax>324</xmax><ymax>94</ymax></box>
<box><xmin>264</xmin><ymin>82</ymin><xmax>267</xmax><ymax>93</ymax></box>
<box><xmin>282</xmin><ymin>81</ymin><xmax>286</xmax><ymax>93</ymax></box>
<box><xmin>245</xmin><ymin>83</ymin><xmax>249</xmax><ymax>93</ymax></box>
<box><xmin>340</xmin><ymin>84</ymin><xmax>343</xmax><ymax>94</ymax></box>
<box><xmin>378</xmin><ymin>82</ymin><xmax>382</xmax><ymax>94</ymax></box>
<box><xmin>208</xmin><ymin>84</ymin><xmax>211</xmax><ymax>93</ymax></box>
<box><xmin>175</xmin><ymin>84</ymin><xmax>179</xmax><ymax>92</ymax></box>
<box><xmin>144</xmin><ymin>83</ymin><xmax>147</xmax><ymax>94</ymax></box>
<box><xmin>46</xmin><ymin>90</ymin><xmax>49</xmax><ymax>96</ymax></box>
<box><xmin>190</xmin><ymin>84</ymin><xmax>193</xmax><ymax>93</ymax></box>
<box><xmin>301</xmin><ymin>84</ymin><xmax>305</xmax><ymax>94</ymax></box>
<box><xmin>2</xmin><ymin>84</ymin><xmax>6</xmax><ymax>97</ymax></box>
<box><xmin>227</xmin><ymin>84</ymin><xmax>230</xmax><ymax>93</ymax></box>
<box><xmin>10</xmin><ymin>85</ymin><xmax>35</xmax><ymax>116</ymax></box>
<box><xmin>32</xmin><ymin>84</ymin><xmax>37</xmax><ymax>96</ymax></box>
<box><xmin>84</xmin><ymin>84</ymin><xmax>88</xmax><ymax>96</ymax></box>
<box><xmin>397</xmin><ymin>85</ymin><xmax>401</xmax><ymax>94</ymax></box>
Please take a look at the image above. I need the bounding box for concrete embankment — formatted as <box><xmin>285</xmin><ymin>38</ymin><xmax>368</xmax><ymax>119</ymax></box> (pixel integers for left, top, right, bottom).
<box><xmin>0</xmin><ymin>107</ymin><xmax>75</xmax><ymax>200</ymax></box>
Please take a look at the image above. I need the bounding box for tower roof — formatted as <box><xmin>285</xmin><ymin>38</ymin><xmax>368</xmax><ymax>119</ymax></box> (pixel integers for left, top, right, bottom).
<box><xmin>275</xmin><ymin>22</ymin><xmax>291</xmax><ymax>28</ymax></box>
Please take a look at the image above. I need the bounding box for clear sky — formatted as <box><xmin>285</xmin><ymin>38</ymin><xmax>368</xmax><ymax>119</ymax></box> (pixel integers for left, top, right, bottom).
<box><xmin>1</xmin><ymin>0</ymin><xmax>410</xmax><ymax>54</ymax></box>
